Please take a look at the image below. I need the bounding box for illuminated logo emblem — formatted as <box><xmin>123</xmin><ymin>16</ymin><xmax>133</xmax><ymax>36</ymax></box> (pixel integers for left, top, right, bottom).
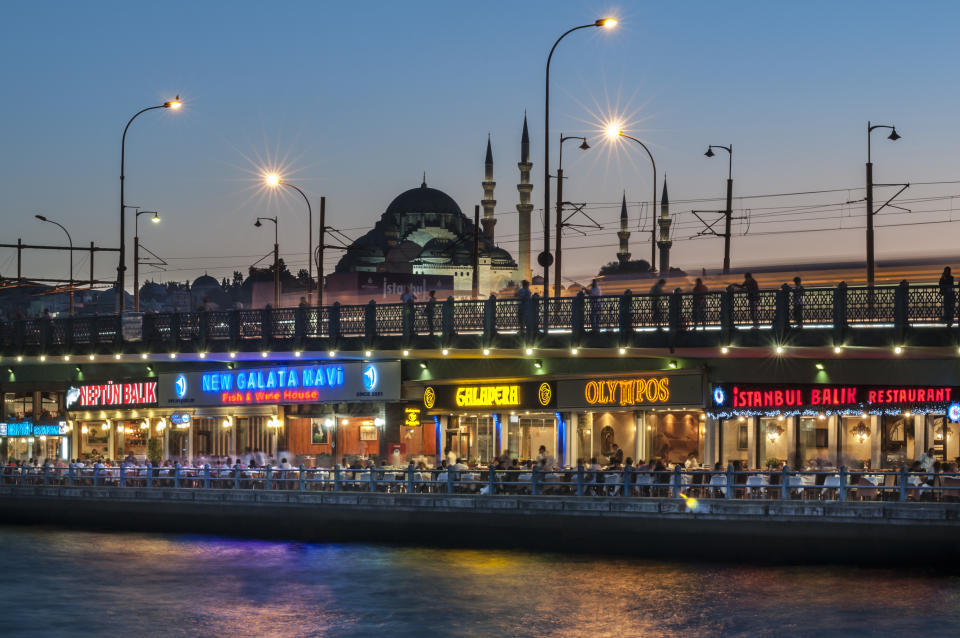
<box><xmin>174</xmin><ymin>375</ymin><xmax>188</xmax><ymax>399</ymax></box>
<box><xmin>538</xmin><ymin>382</ymin><xmax>552</xmax><ymax>406</ymax></box>
<box><xmin>423</xmin><ymin>386</ymin><xmax>436</xmax><ymax>409</ymax></box>
<box><xmin>713</xmin><ymin>387</ymin><xmax>726</xmax><ymax>405</ymax></box>
<box><xmin>949</xmin><ymin>403</ymin><xmax>960</xmax><ymax>422</ymax></box>
<box><xmin>362</xmin><ymin>365</ymin><xmax>378</xmax><ymax>391</ymax></box>
<box><xmin>65</xmin><ymin>387</ymin><xmax>80</xmax><ymax>409</ymax></box>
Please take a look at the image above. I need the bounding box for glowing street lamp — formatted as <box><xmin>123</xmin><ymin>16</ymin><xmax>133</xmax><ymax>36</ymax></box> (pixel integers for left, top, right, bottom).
<box><xmin>607</xmin><ymin>127</ymin><xmax>657</xmax><ymax>268</ymax></box>
<box><xmin>542</xmin><ymin>17</ymin><xmax>616</xmax><ymax>328</ymax></box>
<box><xmin>264</xmin><ymin>173</ymin><xmax>319</xmax><ymax>304</ymax></box>
<box><xmin>117</xmin><ymin>95</ymin><xmax>182</xmax><ymax>313</ymax></box>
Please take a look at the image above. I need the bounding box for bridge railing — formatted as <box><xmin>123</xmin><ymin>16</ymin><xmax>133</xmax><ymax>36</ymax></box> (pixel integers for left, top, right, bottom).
<box><xmin>4</xmin><ymin>463</ymin><xmax>957</xmax><ymax>504</ymax></box>
<box><xmin>2</xmin><ymin>280</ymin><xmax>957</xmax><ymax>352</ymax></box>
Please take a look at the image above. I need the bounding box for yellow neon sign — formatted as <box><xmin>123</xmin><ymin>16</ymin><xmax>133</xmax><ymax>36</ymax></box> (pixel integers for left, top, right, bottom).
<box><xmin>455</xmin><ymin>385</ymin><xmax>520</xmax><ymax>407</ymax></box>
<box><xmin>584</xmin><ymin>377</ymin><xmax>670</xmax><ymax>406</ymax></box>
<box><xmin>404</xmin><ymin>407</ymin><xmax>421</xmax><ymax>427</ymax></box>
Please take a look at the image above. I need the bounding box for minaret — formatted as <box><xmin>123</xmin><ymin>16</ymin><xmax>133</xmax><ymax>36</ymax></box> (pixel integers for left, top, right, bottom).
<box><xmin>481</xmin><ymin>135</ymin><xmax>497</xmax><ymax>242</ymax></box>
<box><xmin>657</xmin><ymin>176</ymin><xmax>673</xmax><ymax>274</ymax></box>
<box><xmin>516</xmin><ymin>114</ymin><xmax>534</xmax><ymax>282</ymax></box>
<box><xmin>616</xmin><ymin>191</ymin><xmax>631</xmax><ymax>264</ymax></box>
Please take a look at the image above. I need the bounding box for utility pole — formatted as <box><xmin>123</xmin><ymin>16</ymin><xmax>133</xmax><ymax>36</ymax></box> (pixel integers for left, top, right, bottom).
<box><xmin>554</xmin><ymin>167</ymin><xmax>563</xmax><ymax>298</ymax></box>
<box><xmin>705</xmin><ymin>144</ymin><xmax>734</xmax><ymax>273</ymax></box>
<box><xmin>317</xmin><ymin>196</ymin><xmax>325</xmax><ymax>308</ymax></box>
<box><xmin>865</xmin><ymin>121</ymin><xmax>901</xmax><ymax>288</ymax></box>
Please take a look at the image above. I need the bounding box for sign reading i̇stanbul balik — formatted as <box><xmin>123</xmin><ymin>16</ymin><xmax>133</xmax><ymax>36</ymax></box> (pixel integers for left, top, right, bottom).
<box><xmin>712</xmin><ymin>382</ymin><xmax>959</xmax><ymax>412</ymax></box>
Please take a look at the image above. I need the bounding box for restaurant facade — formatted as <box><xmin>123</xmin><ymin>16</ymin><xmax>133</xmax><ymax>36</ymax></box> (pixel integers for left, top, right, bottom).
<box><xmin>418</xmin><ymin>371</ymin><xmax>706</xmax><ymax>467</ymax></box>
<box><xmin>707</xmin><ymin>381</ymin><xmax>960</xmax><ymax>470</ymax></box>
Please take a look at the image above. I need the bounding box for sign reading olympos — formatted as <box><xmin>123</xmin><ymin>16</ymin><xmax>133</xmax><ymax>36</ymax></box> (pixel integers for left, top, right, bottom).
<box><xmin>712</xmin><ymin>383</ymin><xmax>956</xmax><ymax>411</ymax></box>
<box><xmin>66</xmin><ymin>381</ymin><xmax>158</xmax><ymax>409</ymax></box>
<box><xmin>555</xmin><ymin>374</ymin><xmax>703</xmax><ymax>410</ymax></box>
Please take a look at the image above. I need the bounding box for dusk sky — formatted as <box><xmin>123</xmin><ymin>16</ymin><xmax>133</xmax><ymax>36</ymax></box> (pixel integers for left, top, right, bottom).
<box><xmin>2</xmin><ymin>0</ymin><xmax>959</xmax><ymax>289</ymax></box>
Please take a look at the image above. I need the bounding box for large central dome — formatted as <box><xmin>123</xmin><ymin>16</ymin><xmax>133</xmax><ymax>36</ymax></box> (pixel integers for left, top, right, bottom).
<box><xmin>385</xmin><ymin>180</ymin><xmax>462</xmax><ymax>217</ymax></box>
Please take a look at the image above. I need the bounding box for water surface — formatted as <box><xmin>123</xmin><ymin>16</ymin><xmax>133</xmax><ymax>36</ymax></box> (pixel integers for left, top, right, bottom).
<box><xmin>1</xmin><ymin>526</ymin><xmax>957</xmax><ymax>637</ymax></box>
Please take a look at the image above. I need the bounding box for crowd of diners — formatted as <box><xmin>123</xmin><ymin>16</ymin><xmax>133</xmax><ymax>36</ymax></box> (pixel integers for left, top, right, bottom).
<box><xmin>5</xmin><ymin>444</ymin><xmax>960</xmax><ymax>501</ymax></box>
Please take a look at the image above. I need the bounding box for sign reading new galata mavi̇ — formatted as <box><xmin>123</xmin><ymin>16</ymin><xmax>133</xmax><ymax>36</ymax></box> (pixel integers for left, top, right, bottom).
<box><xmin>157</xmin><ymin>361</ymin><xmax>400</xmax><ymax>407</ymax></box>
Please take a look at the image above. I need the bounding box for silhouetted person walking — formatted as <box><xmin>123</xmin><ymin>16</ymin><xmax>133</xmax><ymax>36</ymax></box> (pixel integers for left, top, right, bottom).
<box><xmin>425</xmin><ymin>290</ymin><xmax>437</xmax><ymax>335</ymax></box>
<box><xmin>692</xmin><ymin>278</ymin><xmax>708</xmax><ymax>328</ymax></box>
<box><xmin>792</xmin><ymin>276</ymin><xmax>805</xmax><ymax>328</ymax></box>
<box><xmin>940</xmin><ymin>267</ymin><xmax>955</xmax><ymax>327</ymax></box>
<box><xmin>733</xmin><ymin>273</ymin><xmax>760</xmax><ymax>328</ymax></box>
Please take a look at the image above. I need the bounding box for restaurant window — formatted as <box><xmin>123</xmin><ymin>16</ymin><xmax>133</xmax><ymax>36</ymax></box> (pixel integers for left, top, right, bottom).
<box><xmin>646</xmin><ymin>411</ymin><xmax>702</xmax><ymax>465</ymax></box>
<box><xmin>118</xmin><ymin>421</ymin><xmax>148</xmax><ymax>460</ymax></box>
<box><xmin>758</xmin><ymin>417</ymin><xmax>788</xmax><ymax>468</ymax></box>
<box><xmin>881</xmin><ymin>415</ymin><xmax>914</xmax><ymax>469</ymax></box>
<box><xmin>841</xmin><ymin>416</ymin><xmax>873</xmax><ymax>469</ymax></box>
<box><xmin>39</xmin><ymin>392</ymin><xmax>60</xmax><ymax>420</ymax></box>
<box><xmin>796</xmin><ymin>416</ymin><xmax>831</xmax><ymax>469</ymax></box>
<box><xmin>719</xmin><ymin>418</ymin><xmax>750</xmax><ymax>467</ymax></box>
<box><xmin>586</xmin><ymin>412</ymin><xmax>636</xmax><ymax>464</ymax></box>
<box><xmin>458</xmin><ymin>415</ymin><xmax>495</xmax><ymax>463</ymax></box>
<box><xmin>931</xmin><ymin>416</ymin><xmax>958</xmax><ymax>462</ymax></box>
<box><xmin>4</xmin><ymin>393</ymin><xmax>33</xmax><ymax>420</ymax></box>
<box><xmin>518</xmin><ymin>415</ymin><xmax>556</xmax><ymax>461</ymax></box>
<box><xmin>79</xmin><ymin>422</ymin><xmax>110</xmax><ymax>459</ymax></box>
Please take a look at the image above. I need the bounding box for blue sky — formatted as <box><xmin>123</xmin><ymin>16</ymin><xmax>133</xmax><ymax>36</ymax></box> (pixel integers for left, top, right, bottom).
<box><xmin>2</xmin><ymin>0</ymin><xmax>959</xmax><ymax>287</ymax></box>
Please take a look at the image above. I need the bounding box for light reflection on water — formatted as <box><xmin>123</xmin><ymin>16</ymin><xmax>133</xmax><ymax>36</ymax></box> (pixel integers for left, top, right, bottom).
<box><xmin>1</xmin><ymin>526</ymin><xmax>959</xmax><ymax>637</ymax></box>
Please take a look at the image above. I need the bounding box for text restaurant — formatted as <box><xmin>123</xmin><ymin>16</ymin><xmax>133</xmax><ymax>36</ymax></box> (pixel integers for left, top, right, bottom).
<box><xmin>708</xmin><ymin>382</ymin><xmax>960</xmax><ymax>470</ymax></box>
<box><xmin>155</xmin><ymin>361</ymin><xmax>400</xmax><ymax>467</ymax></box>
<box><xmin>420</xmin><ymin>372</ymin><xmax>706</xmax><ymax>467</ymax></box>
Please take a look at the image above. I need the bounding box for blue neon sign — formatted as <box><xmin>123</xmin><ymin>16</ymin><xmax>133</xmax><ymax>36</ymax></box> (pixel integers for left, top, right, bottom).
<box><xmin>200</xmin><ymin>365</ymin><xmax>345</xmax><ymax>394</ymax></box>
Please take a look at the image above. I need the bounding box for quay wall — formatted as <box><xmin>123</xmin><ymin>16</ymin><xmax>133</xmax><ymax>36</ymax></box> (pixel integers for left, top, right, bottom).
<box><xmin>2</xmin><ymin>486</ymin><xmax>959</xmax><ymax>564</ymax></box>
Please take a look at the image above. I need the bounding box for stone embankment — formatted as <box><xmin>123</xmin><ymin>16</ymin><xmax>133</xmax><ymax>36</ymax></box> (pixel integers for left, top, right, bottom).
<box><xmin>2</xmin><ymin>486</ymin><xmax>958</xmax><ymax>564</ymax></box>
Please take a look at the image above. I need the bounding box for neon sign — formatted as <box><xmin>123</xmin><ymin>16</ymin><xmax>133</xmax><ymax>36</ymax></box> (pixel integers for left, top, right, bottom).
<box><xmin>0</xmin><ymin>422</ymin><xmax>68</xmax><ymax>437</ymax></box>
<box><xmin>713</xmin><ymin>383</ymin><xmax>955</xmax><ymax>411</ymax></box>
<box><xmin>404</xmin><ymin>407</ymin><xmax>421</xmax><ymax>427</ymax></box>
<box><xmin>456</xmin><ymin>385</ymin><xmax>520</xmax><ymax>407</ymax></box>
<box><xmin>67</xmin><ymin>381</ymin><xmax>157</xmax><ymax>409</ymax></box>
<box><xmin>584</xmin><ymin>377</ymin><xmax>670</xmax><ymax>406</ymax></box>
<box><xmin>201</xmin><ymin>366</ymin><xmax>344</xmax><ymax>394</ymax></box>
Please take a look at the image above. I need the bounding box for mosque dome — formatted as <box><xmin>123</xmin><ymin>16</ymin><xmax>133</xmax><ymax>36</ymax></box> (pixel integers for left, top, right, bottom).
<box><xmin>385</xmin><ymin>180</ymin><xmax>462</xmax><ymax>218</ymax></box>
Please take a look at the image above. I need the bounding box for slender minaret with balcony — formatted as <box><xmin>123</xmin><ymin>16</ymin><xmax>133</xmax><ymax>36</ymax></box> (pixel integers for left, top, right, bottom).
<box><xmin>481</xmin><ymin>134</ymin><xmax>497</xmax><ymax>242</ymax></box>
<box><xmin>616</xmin><ymin>191</ymin><xmax>631</xmax><ymax>264</ymax></box>
<box><xmin>657</xmin><ymin>176</ymin><xmax>673</xmax><ymax>274</ymax></box>
<box><xmin>516</xmin><ymin>114</ymin><xmax>534</xmax><ymax>282</ymax></box>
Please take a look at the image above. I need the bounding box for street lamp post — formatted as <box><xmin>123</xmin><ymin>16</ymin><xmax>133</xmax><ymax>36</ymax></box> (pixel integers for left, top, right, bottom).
<box><xmin>705</xmin><ymin>144</ymin><xmax>733</xmax><ymax>273</ymax></box>
<box><xmin>866</xmin><ymin>121</ymin><xmax>901</xmax><ymax>288</ymax></box>
<box><xmin>255</xmin><ymin>216</ymin><xmax>280</xmax><ymax>307</ymax></box>
<box><xmin>34</xmin><ymin>215</ymin><xmax>74</xmax><ymax>315</ymax></box>
<box><xmin>554</xmin><ymin>134</ymin><xmax>590</xmax><ymax>298</ymax></box>
<box><xmin>265</xmin><ymin>174</ymin><xmax>315</xmax><ymax>304</ymax></box>
<box><xmin>543</xmin><ymin>17</ymin><xmax>616</xmax><ymax>328</ymax></box>
<box><xmin>117</xmin><ymin>96</ymin><xmax>182</xmax><ymax>313</ymax></box>
<box><xmin>610</xmin><ymin>129</ymin><xmax>657</xmax><ymax>270</ymax></box>
<box><xmin>134</xmin><ymin>210</ymin><xmax>161</xmax><ymax>312</ymax></box>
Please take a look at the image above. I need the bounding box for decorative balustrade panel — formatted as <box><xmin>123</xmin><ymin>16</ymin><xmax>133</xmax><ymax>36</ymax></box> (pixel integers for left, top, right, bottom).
<box><xmin>206</xmin><ymin>311</ymin><xmax>232</xmax><ymax>341</ymax></box>
<box><xmin>94</xmin><ymin>316</ymin><xmax>118</xmax><ymax>344</ymax></box>
<box><xmin>22</xmin><ymin>320</ymin><xmax>41</xmax><ymax>346</ymax></box>
<box><xmin>494</xmin><ymin>298</ymin><xmax>522</xmax><ymax>333</ymax></box>
<box><xmin>337</xmin><ymin>304</ymin><xmax>366</xmax><ymax>338</ymax></box>
<box><xmin>236</xmin><ymin>310</ymin><xmax>263</xmax><ymax>340</ymax></box>
<box><xmin>586</xmin><ymin>296</ymin><xmax>621</xmax><ymax>331</ymax></box>
<box><xmin>846</xmin><ymin>287</ymin><xmax>896</xmax><ymax>325</ymax></box>
<box><xmin>177</xmin><ymin>312</ymin><xmax>200</xmax><ymax>341</ymax></box>
<box><xmin>546</xmin><ymin>297</ymin><xmax>574</xmax><ymax>331</ymax></box>
<box><xmin>631</xmin><ymin>294</ymin><xmax>666</xmax><ymax>330</ymax></box>
<box><xmin>303</xmin><ymin>307</ymin><xmax>329</xmax><ymax>339</ymax></box>
<box><xmin>730</xmin><ymin>289</ymin><xmax>777</xmax><ymax>328</ymax></box>
<box><xmin>797</xmin><ymin>287</ymin><xmax>834</xmax><ymax>326</ymax></box>
<box><xmin>451</xmin><ymin>300</ymin><xmax>485</xmax><ymax>334</ymax></box>
<box><xmin>271</xmin><ymin>308</ymin><xmax>296</xmax><ymax>339</ymax></box>
<box><xmin>907</xmin><ymin>285</ymin><xmax>947</xmax><ymax>325</ymax></box>
<box><xmin>374</xmin><ymin>303</ymin><xmax>404</xmax><ymax>336</ymax></box>
<box><xmin>678</xmin><ymin>291</ymin><xmax>724</xmax><ymax>329</ymax></box>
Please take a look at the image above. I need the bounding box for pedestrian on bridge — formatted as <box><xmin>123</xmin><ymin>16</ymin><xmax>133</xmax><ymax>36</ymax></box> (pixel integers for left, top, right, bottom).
<box><xmin>792</xmin><ymin>277</ymin><xmax>805</xmax><ymax>328</ymax></box>
<box><xmin>939</xmin><ymin>267</ymin><xmax>955</xmax><ymax>327</ymax></box>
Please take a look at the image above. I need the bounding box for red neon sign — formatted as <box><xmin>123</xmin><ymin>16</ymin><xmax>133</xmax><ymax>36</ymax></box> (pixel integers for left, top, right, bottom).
<box><xmin>220</xmin><ymin>389</ymin><xmax>320</xmax><ymax>405</ymax></box>
<box><xmin>70</xmin><ymin>381</ymin><xmax>157</xmax><ymax>408</ymax></box>
<box><xmin>723</xmin><ymin>384</ymin><xmax>952</xmax><ymax>410</ymax></box>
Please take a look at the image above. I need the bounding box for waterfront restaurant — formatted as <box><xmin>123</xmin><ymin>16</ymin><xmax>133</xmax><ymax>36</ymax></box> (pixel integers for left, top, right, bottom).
<box><xmin>420</xmin><ymin>380</ymin><xmax>558</xmax><ymax>465</ymax></box>
<box><xmin>65</xmin><ymin>379</ymin><xmax>171</xmax><ymax>461</ymax></box>
<box><xmin>2</xmin><ymin>389</ymin><xmax>72</xmax><ymax>463</ymax></box>
<box><xmin>708</xmin><ymin>382</ymin><xmax>960</xmax><ymax>470</ymax></box>
<box><xmin>419</xmin><ymin>372</ymin><xmax>706</xmax><ymax>467</ymax></box>
<box><xmin>557</xmin><ymin>372</ymin><xmax>706</xmax><ymax>467</ymax></box>
<box><xmin>155</xmin><ymin>361</ymin><xmax>401</xmax><ymax>466</ymax></box>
